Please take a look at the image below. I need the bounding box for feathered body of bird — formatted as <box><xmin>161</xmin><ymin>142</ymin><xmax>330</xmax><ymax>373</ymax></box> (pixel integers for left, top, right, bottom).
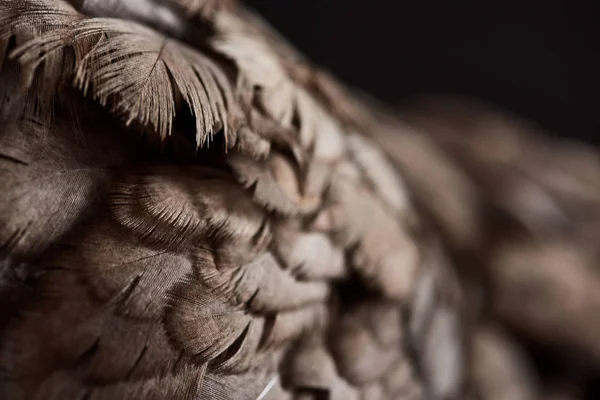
<box><xmin>0</xmin><ymin>1</ymin><xmax>599</xmax><ymax>399</ymax></box>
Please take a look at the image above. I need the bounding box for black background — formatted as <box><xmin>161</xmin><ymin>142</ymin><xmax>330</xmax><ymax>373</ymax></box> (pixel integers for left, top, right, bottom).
<box><xmin>246</xmin><ymin>0</ymin><xmax>599</xmax><ymax>144</ymax></box>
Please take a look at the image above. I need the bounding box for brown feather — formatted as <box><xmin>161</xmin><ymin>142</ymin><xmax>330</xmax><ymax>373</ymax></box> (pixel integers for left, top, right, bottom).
<box><xmin>273</xmin><ymin>224</ymin><xmax>347</xmax><ymax>280</ymax></box>
<box><xmin>3</xmin><ymin>0</ymin><xmax>233</xmax><ymax>142</ymax></box>
<box><xmin>326</xmin><ymin>164</ymin><xmax>420</xmax><ymax>300</ymax></box>
<box><xmin>372</xmin><ymin>122</ymin><xmax>483</xmax><ymax>251</ymax></box>
<box><xmin>228</xmin><ymin>152</ymin><xmax>306</xmax><ymax>215</ymax></box>
<box><xmin>0</xmin><ymin>119</ymin><xmax>110</xmax><ymax>258</ymax></box>
<box><xmin>58</xmin><ymin>220</ymin><xmax>193</xmax><ymax>319</ymax></box>
<box><xmin>110</xmin><ymin>167</ymin><xmax>265</xmax><ymax>251</ymax></box>
<box><xmin>85</xmin><ymin>365</ymin><xmax>207</xmax><ymax>400</ymax></box>
<box><xmin>406</xmin><ymin>245</ymin><xmax>465</xmax><ymax>400</ymax></box>
<box><xmin>470</xmin><ymin>326</ymin><xmax>539</xmax><ymax>400</ymax></box>
<box><xmin>328</xmin><ymin>301</ymin><xmax>403</xmax><ymax>385</ymax></box>
<box><xmin>282</xmin><ymin>335</ymin><xmax>360</xmax><ymax>400</ymax></box>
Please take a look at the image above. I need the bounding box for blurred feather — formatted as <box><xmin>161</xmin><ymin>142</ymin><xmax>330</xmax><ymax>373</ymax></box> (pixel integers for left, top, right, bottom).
<box><xmin>3</xmin><ymin>1</ymin><xmax>600</xmax><ymax>399</ymax></box>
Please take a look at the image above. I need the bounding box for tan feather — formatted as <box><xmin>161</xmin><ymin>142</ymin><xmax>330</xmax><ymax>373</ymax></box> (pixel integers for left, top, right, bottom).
<box><xmin>328</xmin><ymin>301</ymin><xmax>403</xmax><ymax>385</ymax></box>
<box><xmin>165</xmin><ymin>275</ymin><xmax>251</xmax><ymax>366</ymax></box>
<box><xmin>346</xmin><ymin>133</ymin><xmax>411</xmax><ymax>215</ymax></box>
<box><xmin>282</xmin><ymin>335</ymin><xmax>361</xmax><ymax>400</ymax></box>
<box><xmin>72</xmin><ymin>18</ymin><xmax>232</xmax><ymax>143</ymax></box>
<box><xmin>199</xmin><ymin>368</ymin><xmax>282</xmax><ymax>400</ymax></box>
<box><xmin>0</xmin><ymin>0</ymin><xmax>81</xmax><ymax>95</ymax></box>
<box><xmin>4</xmin><ymin>0</ymin><xmax>233</xmax><ymax>143</ymax></box>
<box><xmin>246</xmin><ymin>109</ymin><xmax>305</xmax><ymax>164</ymax></box>
<box><xmin>228</xmin><ymin>152</ymin><xmax>307</xmax><ymax>215</ymax></box>
<box><xmin>109</xmin><ymin>167</ymin><xmax>265</xmax><ymax>251</ymax></box>
<box><xmin>198</xmin><ymin>251</ymin><xmax>330</xmax><ymax>312</ymax></box>
<box><xmin>273</xmin><ymin>224</ymin><xmax>347</xmax><ymax>280</ymax></box>
<box><xmin>167</xmin><ymin>243</ymin><xmax>329</xmax><ymax>372</ymax></box>
<box><xmin>489</xmin><ymin>239</ymin><xmax>600</xmax><ymax>363</ymax></box>
<box><xmin>405</xmin><ymin>245</ymin><xmax>465</xmax><ymax>400</ymax></box>
<box><xmin>470</xmin><ymin>326</ymin><xmax>539</xmax><ymax>400</ymax></box>
<box><xmin>212</xmin><ymin>10</ymin><xmax>351</xmax><ymax>160</ymax></box>
<box><xmin>211</xmin><ymin>13</ymin><xmax>296</xmax><ymax>129</ymax></box>
<box><xmin>372</xmin><ymin>122</ymin><xmax>483</xmax><ymax>251</ymax></box>
<box><xmin>326</xmin><ymin>164</ymin><xmax>420</xmax><ymax>300</ymax></box>
<box><xmin>232</xmin><ymin>125</ymin><xmax>272</xmax><ymax>160</ymax></box>
<box><xmin>11</xmin><ymin>0</ymin><xmax>600</xmax><ymax>397</ymax></box>
<box><xmin>380</xmin><ymin>359</ymin><xmax>423</xmax><ymax>399</ymax></box>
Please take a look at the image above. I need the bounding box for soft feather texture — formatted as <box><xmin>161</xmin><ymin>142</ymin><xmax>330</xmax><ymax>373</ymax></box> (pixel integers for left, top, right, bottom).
<box><xmin>0</xmin><ymin>118</ymin><xmax>112</xmax><ymax>258</ymax></box>
<box><xmin>2</xmin><ymin>1</ymin><xmax>599</xmax><ymax>399</ymax></box>
<box><xmin>1</xmin><ymin>0</ymin><xmax>233</xmax><ymax>143</ymax></box>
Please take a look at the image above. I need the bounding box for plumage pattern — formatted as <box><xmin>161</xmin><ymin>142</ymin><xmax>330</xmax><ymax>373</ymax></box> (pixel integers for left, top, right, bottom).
<box><xmin>0</xmin><ymin>1</ymin><xmax>599</xmax><ymax>399</ymax></box>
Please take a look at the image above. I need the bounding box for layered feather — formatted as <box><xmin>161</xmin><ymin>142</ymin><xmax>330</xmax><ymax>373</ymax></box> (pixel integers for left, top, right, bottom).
<box><xmin>5</xmin><ymin>0</ymin><xmax>595</xmax><ymax>399</ymax></box>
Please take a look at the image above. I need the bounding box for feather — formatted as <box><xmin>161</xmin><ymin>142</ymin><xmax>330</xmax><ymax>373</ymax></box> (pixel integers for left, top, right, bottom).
<box><xmin>326</xmin><ymin>165</ymin><xmax>420</xmax><ymax>300</ymax></box>
<box><xmin>260</xmin><ymin>305</ymin><xmax>328</xmax><ymax>351</ymax></box>
<box><xmin>0</xmin><ymin>0</ymin><xmax>81</xmax><ymax>95</ymax></box>
<box><xmin>167</xmin><ymin>250</ymin><xmax>328</xmax><ymax>373</ymax></box>
<box><xmin>489</xmin><ymin>239</ymin><xmax>600</xmax><ymax>363</ymax></box>
<box><xmin>197</xmin><ymin>250</ymin><xmax>330</xmax><ymax>312</ymax></box>
<box><xmin>58</xmin><ymin>220</ymin><xmax>193</xmax><ymax>319</ymax></box>
<box><xmin>74</xmin><ymin>0</ymin><xmax>189</xmax><ymax>39</ymax></box>
<box><xmin>232</xmin><ymin>125</ymin><xmax>271</xmax><ymax>160</ymax></box>
<box><xmin>238</xmin><ymin>109</ymin><xmax>305</xmax><ymax>164</ymax></box>
<box><xmin>257</xmin><ymin>375</ymin><xmax>292</xmax><ymax>400</ymax></box>
<box><xmin>13</xmin><ymin>365</ymin><xmax>203</xmax><ymax>400</ymax></box>
<box><xmin>0</xmin><ymin>269</ymin><xmax>104</xmax><ymax>383</ymax></box>
<box><xmin>229</xmin><ymin>252</ymin><xmax>329</xmax><ymax>311</ymax></box>
<box><xmin>328</xmin><ymin>301</ymin><xmax>402</xmax><ymax>385</ymax></box>
<box><xmin>84</xmin><ymin>365</ymin><xmax>207</xmax><ymax>400</ymax></box>
<box><xmin>380</xmin><ymin>359</ymin><xmax>423</xmax><ymax>399</ymax></box>
<box><xmin>405</xmin><ymin>245</ymin><xmax>465</xmax><ymax>400</ymax></box>
<box><xmin>295</xmin><ymin>89</ymin><xmax>346</xmax><ymax>160</ymax></box>
<box><xmin>0</xmin><ymin>268</ymin><xmax>184</xmax><ymax>392</ymax></box>
<box><xmin>273</xmin><ymin>224</ymin><xmax>347</xmax><ymax>280</ymax></box>
<box><xmin>408</xmin><ymin>102</ymin><xmax>600</xmax><ymax>241</ymax></box>
<box><xmin>212</xmin><ymin>14</ymin><xmax>296</xmax><ymax>129</ymax></box>
<box><xmin>228</xmin><ymin>152</ymin><xmax>306</xmax><ymax>215</ymax></box>
<box><xmin>470</xmin><ymin>326</ymin><xmax>539</xmax><ymax>400</ymax></box>
<box><xmin>0</xmin><ymin>60</ymin><xmax>27</xmax><ymax>124</ymax></box>
<box><xmin>169</xmin><ymin>0</ymin><xmax>236</xmax><ymax>18</ymax></box>
<box><xmin>11</xmin><ymin>0</ymin><xmax>600</xmax><ymax>397</ymax></box>
<box><xmin>0</xmin><ymin>258</ymin><xmax>38</xmax><ymax>331</ymax></box>
<box><xmin>109</xmin><ymin>170</ymin><xmax>205</xmax><ymax>251</ymax></box>
<box><xmin>0</xmin><ymin>119</ymin><xmax>110</xmax><ymax>258</ymax></box>
<box><xmin>224</xmin><ymin>5</ymin><xmax>305</xmax><ymax>66</ymax></box>
<box><xmin>23</xmin><ymin>365</ymin><xmax>280</xmax><ymax>400</ymax></box>
<box><xmin>109</xmin><ymin>167</ymin><xmax>265</xmax><ymax>251</ymax></box>
<box><xmin>72</xmin><ymin>18</ymin><xmax>232</xmax><ymax>143</ymax></box>
<box><xmin>4</xmin><ymin>1</ymin><xmax>233</xmax><ymax>143</ymax></box>
<box><xmin>213</xmin><ymin>11</ymin><xmax>349</xmax><ymax>157</ymax></box>
<box><xmin>199</xmin><ymin>368</ymin><xmax>281</xmax><ymax>400</ymax></box>
<box><xmin>29</xmin><ymin>371</ymin><xmax>90</xmax><ymax>400</ymax></box>
<box><xmin>165</xmin><ymin>275</ymin><xmax>251</xmax><ymax>365</ymax></box>
<box><xmin>291</xmin><ymin>67</ymin><xmax>376</xmax><ymax>131</ymax></box>
<box><xmin>371</xmin><ymin>122</ymin><xmax>483</xmax><ymax>251</ymax></box>
<box><xmin>77</xmin><ymin>318</ymin><xmax>176</xmax><ymax>383</ymax></box>
<box><xmin>282</xmin><ymin>335</ymin><xmax>360</xmax><ymax>400</ymax></box>
<box><xmin>346</xmin><ymin>133</ymin><xmax>410</xmax><ymax>215</ymax></box>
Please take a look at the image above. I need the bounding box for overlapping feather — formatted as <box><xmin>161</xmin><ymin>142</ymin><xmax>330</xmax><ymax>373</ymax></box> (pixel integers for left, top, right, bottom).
<box><xmin>6</xmin><ymin>0</ymin><xmax>595</xmax><ymax>399</ymax></box>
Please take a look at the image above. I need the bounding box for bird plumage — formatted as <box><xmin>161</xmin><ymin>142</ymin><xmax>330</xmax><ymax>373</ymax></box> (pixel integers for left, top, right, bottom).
<box><xmin>0</xmin><ymin>1</ymin><xmax>598</xmax><ymax>399</ymax></box>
